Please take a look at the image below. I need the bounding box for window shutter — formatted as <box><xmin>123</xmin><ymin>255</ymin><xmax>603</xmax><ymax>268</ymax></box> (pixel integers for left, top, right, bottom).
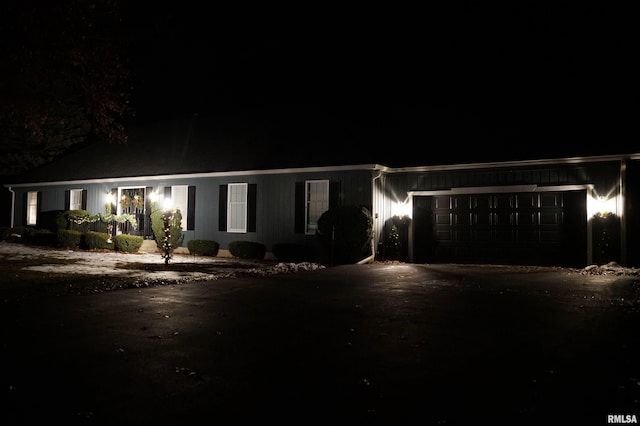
<box><xmin>64</xmin><ymin>190</ymin><xmax>70</xmax><ymax>210</ymax></box>
<box><xmin>144</xmin><ymin>187</ymin><xmax>153</xmax><ymax>237</ymax></box>
<box><xmin>23</xmin><ymin>192</ymin><xmax>27</xmax><ymax>225</ymax></box>
<box><xmin>81</xmin><ymin>189</ymin><xmax>87</xmax><ymax>210</ymax></box>
<box><xmin>164</xmin><ymin>186</ymin><xmax>172</xmax><ymax>199</ymax></box>
<box><xmin>110</xmin><ymin>188</ymin><xmax>117</xmax><ymax>213</ymax></box>
<box><xmin>247</xmin><ymin>184</ymin><xmax>257</xmax><ymax>233</ymax></box>
<box><xmin>187</xmin><ymin>186</ymin><xmax>196</xmax><ymax>231</ymax></box>
<box><xmin>294</xmin><ymin>181</ymin><xmax>305</xmax><ymax>233</ymax></box>
<box><xmin>329</xmin><ymin>181</ymin><xmax>342</xmax><ymax>208</ymax></box>
<box><xmin>145</xmin><ymin>187</ymin><xmax>153</xmax><ymax>212</ymax></box>
<box><xmin>218</xmin><ymin>185</ymin><xmax>228</xmax><ymax>231</ymax></box>
<box><xmin>36</xmin><ymin>192</ymin><xmax>42</xmax><ymax>224</ymax></box>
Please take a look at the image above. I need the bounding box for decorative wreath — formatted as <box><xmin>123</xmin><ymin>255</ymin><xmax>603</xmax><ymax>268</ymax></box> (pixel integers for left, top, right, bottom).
<box><xmin>132</xmin><ymin>194</ymin><xmax>144</xmax><ymax>210</ymax></box>
<box><xmin>120</xmin><ymin>194</ymin><xmax>131</xmax><ymax>209</ymax></box>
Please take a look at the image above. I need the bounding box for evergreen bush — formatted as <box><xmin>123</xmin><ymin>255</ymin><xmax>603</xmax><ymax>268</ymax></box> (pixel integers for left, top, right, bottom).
<box><xmin>114</xmin><ymin>234</ymin><xmax>143</xmax><ymax>253</ymax></box>
<box><xmin>64</xmin><ymin>210</ymin><xmax>92</xmax><ymax>233</ymax></box>
<box><xmin>57</xmin><ymin>229</ymin><xmax>82</xmax><ymax>248</ymax></box>
<box><xmin>38</xmin><ymin>210</ymin><xmax>66</xmax><ymax>232</ymax></box>
<box><xmin>187</xmin><ymin>239</ymin><xmax>220</xmax><ymax>256</ymax></box>
<box><xmin>29</xmin><ymin>229</ymin><xmax>58</xmax><ymax>247</ymax></box>
<box><xmin>228</xmin><ymin>240</ymin><xmax>267</xmax><ymax>260</ymax></box>
<box><xmin>151</xmin><ymin>209</ymin><xmax>184</xmax><ymax>250</ymax></box>
<box><xmin>317</xmin><ymin>205</ymin><xmax>373</xmax><ymax>264</ymax></box>
<box><xmin>82</xmin><ymin>231</ymin><xmax>113</xmax><ymax>250</ymax></box>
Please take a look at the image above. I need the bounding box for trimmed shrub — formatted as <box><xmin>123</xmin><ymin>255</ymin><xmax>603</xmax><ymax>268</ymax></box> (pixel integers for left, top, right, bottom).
<box><xmin>187</xmin><ymin>239</ymin><xmax>220</xmax><ymax>256</ymax></box>
<box><xmin>38</xmin><ymin>210</ymin><xmax>66</xmax><ymax>232</ymax></box>
<box><xmin>151</xmin><ymin>209</ymin><xmax>184</xmax><ymax>250</ymax></box>
<box><xmin>82</xmin><ymin>231</ymin><xmax>113</xmax><ymax>250</ymax></box>
<box><xmin>317</xmin><ymin>205</ymin><xmax>373</xmax><ymax>264</ymax></box>
<box><xmin>64</xmin><ymin>210</ymin><xmax>92</xmax><ymax>233</ymax></box>
<box><xmin>228</xmin><ymin>240</ymin><xmax>267</xmax><ymax>260</ymax></box>
<box><xmin>272</xmin><ymin>243</ymin><xmax>317</xmax><ymax>262</ymax></box>
<box><xmin>30</xmin><ymin>229</ymin><xmax>58</xmax><ymax>247</ymax></box>
<box><xmin>114</xmin><ymin>234</ymin><xmax>143</xmax><ymax>253</ymax></box>
<box><xmin>57</xmin><ymin>229</ymin><xmax>82</xmax><ymax>248</ymax></box>
<box><xmin>15</xmin><ymin>226</ymin><xmax>37</xmax><ymax>243</ymax></box>
<box><xmin>6</xmin><ymin>226</ymin><xmax>29</xmax><ymax>242</ymax></box>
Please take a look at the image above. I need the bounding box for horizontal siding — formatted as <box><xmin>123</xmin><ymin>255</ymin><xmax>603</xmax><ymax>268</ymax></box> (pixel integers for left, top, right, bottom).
<box><xmin>391</xmin><ymin>161</ymin><xmax>621</xmax><ymax>196</ymax></box>
<box><xmin>9</xmin><ymin>171</ymin><xmax>374</xmax><ymax>257</ymax></box>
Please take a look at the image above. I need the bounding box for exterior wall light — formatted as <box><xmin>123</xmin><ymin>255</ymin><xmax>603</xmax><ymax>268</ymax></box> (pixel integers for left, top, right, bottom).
<box><xmin>588</xmin><ymin>195</ymin><xmax>616</xmax><ymax>218</ymax></box>
<box><xmin>391</xmin><ymin>200</ymin><xmax>412</xmax><ymax>219</ymax></box>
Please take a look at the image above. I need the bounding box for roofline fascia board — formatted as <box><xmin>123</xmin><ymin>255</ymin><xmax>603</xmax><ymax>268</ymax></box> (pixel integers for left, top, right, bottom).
<box><xmin>5</xmin><ymin>152</ymin><xmax>640</xmax><ymax>189</ymax></box>
<box><xmin>408</xmin><ymin>183</ymin><xmax>594</xmax><ymax>198</ymax></box>
<box><xmin>387</xmin><ymin>153</ymin><xmax>640</xmax><ymax>173</ymax></box>
<box><xmin>402</xmin><ymin>184</ymin><xmax>595</xmax><ymax>205</ymax></box>
<box><xmin>4</xmin><ymin>164</ymin><xmax>386</xmax><ymax>188</ymax></box>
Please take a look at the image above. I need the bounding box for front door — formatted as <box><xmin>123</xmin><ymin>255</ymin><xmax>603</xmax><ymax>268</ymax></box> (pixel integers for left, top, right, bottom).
<box><xmin>119</xmin><ymin>188</ymin><xmax>146</xmax><ymax>236</ymax></box>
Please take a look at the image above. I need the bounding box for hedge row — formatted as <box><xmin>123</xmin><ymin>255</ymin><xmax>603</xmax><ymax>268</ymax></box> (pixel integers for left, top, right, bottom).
<box><xmin>1</xmin><ymin>227</ymin><xmax>143</xmax><ymax>253</ymax></box>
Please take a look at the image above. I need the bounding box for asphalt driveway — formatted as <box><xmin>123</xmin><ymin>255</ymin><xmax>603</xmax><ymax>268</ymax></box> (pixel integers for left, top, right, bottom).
<box><xmin>1</xmin><ymin>263</ymin><xmax>639</xmax><ymax>425</ymax></box>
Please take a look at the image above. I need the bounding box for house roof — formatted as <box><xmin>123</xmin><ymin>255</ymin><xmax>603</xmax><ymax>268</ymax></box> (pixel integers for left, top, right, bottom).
<box><xmin>7</xmin><ymin>113</ymin><xmax>381</xmax><ymax>184</ymax></box>
<box><xmin>5</xmin><ymin>110</ymin><xmax>637</xmax><ymax>185</ymax></box>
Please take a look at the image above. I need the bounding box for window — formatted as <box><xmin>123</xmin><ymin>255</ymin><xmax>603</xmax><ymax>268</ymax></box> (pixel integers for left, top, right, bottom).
<box><xmin>219</xmin><ymin>184</ymin><xmax>256</xmax><ymax>233</ymax></box>
<box><xmin>26</xmin><ymin>191</ymin><xmax>38</xmax><ymax>226</ymax></box>
<box><xmin>306</xmin><ymin>180</ymin><xmax>329</xmax><ymax>235</ymax></box>
<box><xmin>227</xmin><ymin>183</ymin><xmax>248</xmax><ymax>233</ymax></box>
<box><xmin>171</xmin><ymin>185</ymin><xmax>188</xmax><ymax>231</ymax></box>
<box><xmin>69</xmin><ymin>189</ymin><xmax>83</xmax><ymax>210</ymax></box>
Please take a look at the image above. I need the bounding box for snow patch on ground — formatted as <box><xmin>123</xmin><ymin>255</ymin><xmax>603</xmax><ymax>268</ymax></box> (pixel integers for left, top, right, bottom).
<box><xmin>0</xmin><ymin>242</ymin><xmax>326</xmax><ymax>284</ymax></box>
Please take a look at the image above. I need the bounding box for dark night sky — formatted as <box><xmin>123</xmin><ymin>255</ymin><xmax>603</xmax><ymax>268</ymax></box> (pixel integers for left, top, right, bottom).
<box><xmin>10</xmin><ymin>2</ymin><xmax>632</xmax><ymax>165</ymax></box>
<box><xmin>121</xmin><ymin>3</ymin><xmax>635</xmax><ymax>162</ymax></box>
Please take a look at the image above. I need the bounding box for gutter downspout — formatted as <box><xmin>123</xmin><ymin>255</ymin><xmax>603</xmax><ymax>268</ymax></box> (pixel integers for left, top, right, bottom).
<box><xmin>620</xmin><ymin>158</ymin><xmax>627</xmax><ymax>266</ymax></box>
<box><xmin>8</xmin><ymin>186</ymin><xmax>15</xmax><ymax>228</ymax></box>
<box><xmin>360</xmin><ymin>169</ymin><xmax>383</xmax><ymax>265</ymax></box>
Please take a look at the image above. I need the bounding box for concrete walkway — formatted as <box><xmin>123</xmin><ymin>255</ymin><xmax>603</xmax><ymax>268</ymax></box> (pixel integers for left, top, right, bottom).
<box><xmin>1</xmin><ymin>263</ymin><xmax>639</xmax><ymax>425</ymax></box>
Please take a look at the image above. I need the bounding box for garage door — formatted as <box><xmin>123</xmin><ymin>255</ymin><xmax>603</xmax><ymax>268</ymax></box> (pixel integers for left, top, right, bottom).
<box><xmin>413</xmin><ymin>190</ymin><xmax>587</xmax><ymax>267</ymax></box>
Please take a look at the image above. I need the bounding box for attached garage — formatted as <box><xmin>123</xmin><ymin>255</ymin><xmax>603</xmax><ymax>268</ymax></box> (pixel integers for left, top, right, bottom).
<box><xmin>412</xmin><ymin>189</ymin><xmax>587</xmax><ymax>267</ymax></box>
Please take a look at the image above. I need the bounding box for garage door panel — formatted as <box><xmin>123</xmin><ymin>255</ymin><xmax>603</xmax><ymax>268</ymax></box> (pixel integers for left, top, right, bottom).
<box><xmin>414</xmin><ymin>191</ymin><xmax>587</xmax><ymax>267</ymax></box>
<box><xmin>493</xmin><ymin>212</ymin><xmax>515</xmax><ymax>226</ymax></box>
<box><xmin>475</xmin><ymin>229</ymin><xmax>492</xmax><ymax>241</ymax></box>
<box><xmin>540</xmin><ymin>212</ymin><xmax>560</xmax><ymax>225</ymax></box>
<box><xmin>454</xmin><ymin>230</ymin><xmax>473</xmax><ymax>241</ymax></box>
<box><xmin>494</xmin><ymin>194</ymin><xmax>514</xmax><ymax>208</ymax></box>
<box><xmin>494</xmin><ymin>230</ymin><xmax>515</xmax><ymax>242</ymax></box>
<box><xmin>517</xmin><ymin>211</ymin><xmax>538</xmax><ymax>225</ymax></box>
<box><xmin>435</xmin><ymin>213</ymin><xmax>451</xmax><ymax>225</ymax></box>
<box><xmin>516</xmin><ymin>229</ymin><xmax>539</xmax><ymax>242</ymax></box>
<box><xmin>453</xmin><ymin>196</ymin><xmax>471</xmax><ymax>209</ymax></box>
<box><xmin>454</xmin><ymin>213</ymin><xmax>472</xmax><ymax>225</ymax></box>
<box><xmin>517</xmin><ymin>194</ymin><xmax>538</xmax><ymax>208</ymax></box>
<box><xmin>434</xmin><ymin>197</ymin><xmax>450</xmax><ymax>209</ymax></box>
<box><xmin>435</xmin><ymin>230</ymin><xmax>452</xmax><ymax>241</ymax></box>
<box><xmin>540</xmin><ymin>193</ymin><xmax>562</xmax><ymax>207</ymax></box>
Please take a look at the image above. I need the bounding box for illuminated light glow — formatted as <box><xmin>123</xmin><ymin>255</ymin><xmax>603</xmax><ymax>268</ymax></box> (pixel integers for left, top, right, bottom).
<box><xmin>149</xmin><ymin>191</ymin><xmax>159</xmax><ymax>202</ymax></box>
<box><xmin>163</xmin><ymin>197</ymin><xmax>173</xmax><ymax>210</ymax></box>
<box><xmin>105</xmin><ymin>192</ymin><xmax>115</xmax><ymax>204</ymax></box>
<box><xmin>588</xmin><ymin>195</ymin><xmax>617</xmax><ymax>218</ymax></box>
<box><xmin>391</xmin><ymin>201</ymin><xmax>412</xmax><ymax>218</ymax></box>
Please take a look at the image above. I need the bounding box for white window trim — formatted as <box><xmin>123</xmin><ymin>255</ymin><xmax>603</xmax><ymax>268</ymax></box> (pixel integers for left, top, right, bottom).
<box><xmin>69</xmin><ymin>189</ymin><xmax>83</xmax><ymax>210</ymax></box>
<box><xmin>171</xmin><ymin>185</ymin><xmax>188</xmax><ymax>231</ymax></box>
<box><xmin>26</xmin><ymin>191</ymin><xmax>38</xmax><ymax>226</ymax></box>
<box><xmin>305</xmin><ymin>179</ymin><xmax>329</xmax><ymax>235</ymax></box>
<box><xmin>227</xmin><ymin>183</ymin><xmax>248</xmax><ymax>233</ymax></box>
